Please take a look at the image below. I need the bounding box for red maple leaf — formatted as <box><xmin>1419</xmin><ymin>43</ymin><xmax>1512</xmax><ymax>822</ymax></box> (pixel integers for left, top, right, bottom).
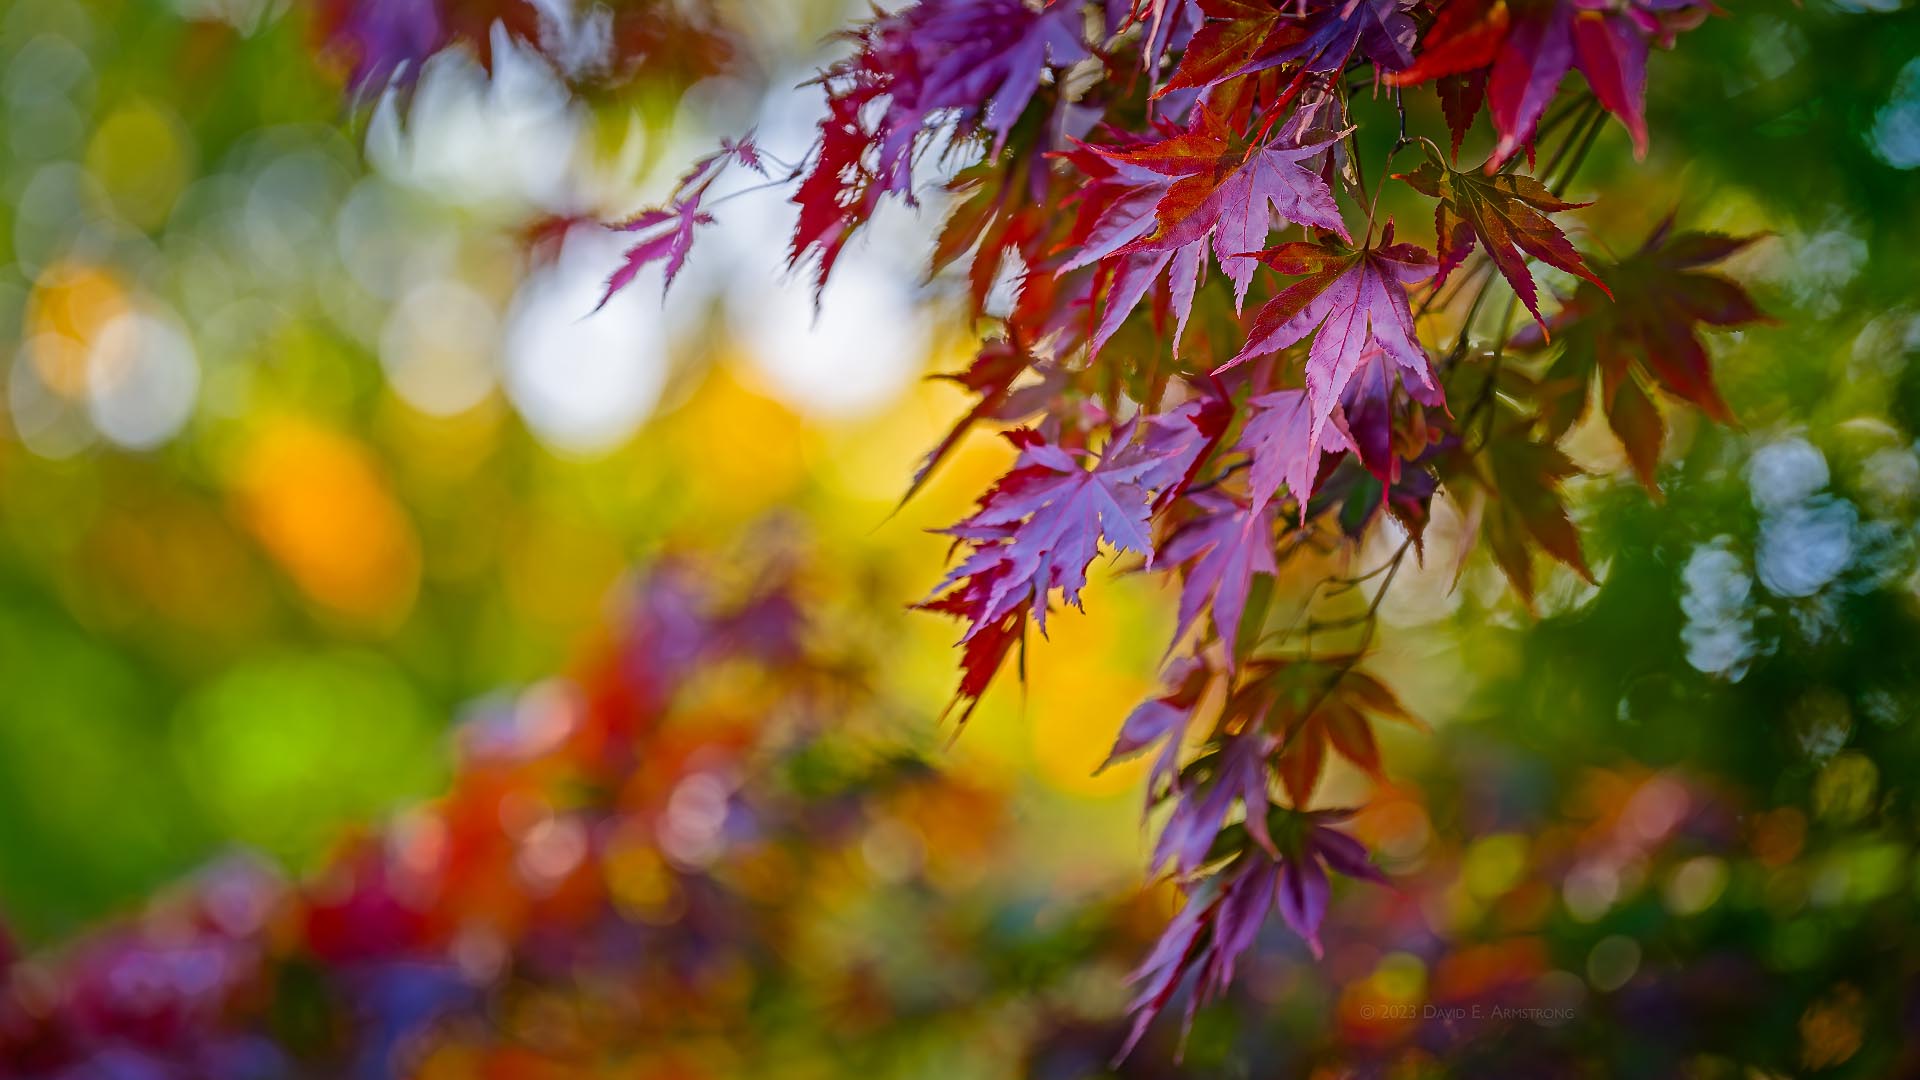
<box><xmin>1164</xmin><ymin>0</ymin><xmax>1417</xmax><ymax>95</ymax></box>
<box><xmin>1519</xmin><ymin>218</ymin><xmax>1769</xmax><ymax>488</ymax></box>
<box><xmin>790</xmin><ymin>0</ymin><xmax>1087</xmax><ymax>291</ymax></box>
<box><xmin>1396</xmin><ymin>149</ymin><xmax>1611</xmax><ymax>329</ymax></box>
<box><xmin>1384</xmin><ymin>0</ymin><xmax>1708</xmax><ymax>165</ymax></box>
<box><xmin>1436</xmin><ymin>69</ymin><xmax>1490</xmax><ymax>160</ymax></box>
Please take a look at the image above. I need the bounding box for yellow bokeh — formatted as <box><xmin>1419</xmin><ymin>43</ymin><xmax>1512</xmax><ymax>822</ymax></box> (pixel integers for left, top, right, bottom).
<box><xmin>85</xmin><ymin>98</ymin><xmax>194</xmax><ymax>229</ymax></box>
<box><xmin>504</xmin><ymin>508</ymin><xmax>627</xmax><ymax>629</ymax></box>
<box><xmin>1022</xmin><ymin>583</ymin><xmax>1157</xmax><ymax>799</ymax></box>
<box><xmin>664</xmin><ymin>362</ymin><xmax>809</xmax><ymax>514</ymax></box>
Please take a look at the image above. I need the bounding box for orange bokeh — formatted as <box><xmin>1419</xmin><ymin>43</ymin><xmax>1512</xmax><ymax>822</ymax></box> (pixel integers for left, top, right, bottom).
<box><xmin>229</xmin><ymin>417</ymin><xmax>421</xmax><ymax>628</ymax></box>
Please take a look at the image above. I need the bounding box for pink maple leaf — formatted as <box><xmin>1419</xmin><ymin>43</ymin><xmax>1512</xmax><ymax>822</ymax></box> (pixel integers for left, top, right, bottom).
<box><xmin>1058</xmin><ymin>109</ymin><xmax>1348</xmax><ymax>354</ymax></box>
<box><xmin>1099</xmin><ymin>107</ymin><xmax>1349</xmax><ymax>306</ymax></box>
<box><xmin>1239</xmin><ymin>388</ymin><xmax>1359</xmax><ymax>519</ymax></box>
<box><xmin>1219</xmin><ymin>227</ymin><xmax>1440</xmax><ymax>453</ymax></box>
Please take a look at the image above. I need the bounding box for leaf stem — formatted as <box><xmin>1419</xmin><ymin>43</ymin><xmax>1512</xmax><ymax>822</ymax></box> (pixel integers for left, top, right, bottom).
<box><xmin>1548</xmin><ymin>105</ymin><xmax>1608</xmax><ymax>197</ymax></box>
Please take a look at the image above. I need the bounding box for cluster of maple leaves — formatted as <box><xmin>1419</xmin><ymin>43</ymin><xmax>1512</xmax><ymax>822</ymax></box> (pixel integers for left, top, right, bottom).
<box><xmin>578</xmin><ymin>0</ymin><xmax>1768</xmax><ymax>1055</ymax></box>
<box><xmin>313</xmin><ymin>0</ymin><xmax>736</xmax><ymax>96</ymax></box>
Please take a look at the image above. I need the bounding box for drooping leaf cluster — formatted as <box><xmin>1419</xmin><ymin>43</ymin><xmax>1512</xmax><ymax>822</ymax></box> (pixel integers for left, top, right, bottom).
<box><xmin>587</xmin><ymin>0</ymin><xmax>1769</xmax><ymax>1052</ymax></box>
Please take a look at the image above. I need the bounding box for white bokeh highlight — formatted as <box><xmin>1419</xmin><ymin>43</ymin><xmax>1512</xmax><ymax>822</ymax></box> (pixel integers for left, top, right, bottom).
<box><xmin>380</xmin><ymin>278</ymin><xmax>499</xmax><ymax>416</ymax></box>
<box><xmin>503</xmin><ymin>225</ymin><xmax>669</xmax><ymax>455</ymax></box>
<box><xmin>87</xmin><ymin>310</ymin><xmax>200</xmax><ymax>450</ymax></box>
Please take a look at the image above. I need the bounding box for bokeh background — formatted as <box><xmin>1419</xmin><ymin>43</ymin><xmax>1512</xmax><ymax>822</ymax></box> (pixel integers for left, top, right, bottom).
<box><xmin>3</xmin><ymin>0</ymin><xmax>1920</xmax><ymax>1075</ymax></box>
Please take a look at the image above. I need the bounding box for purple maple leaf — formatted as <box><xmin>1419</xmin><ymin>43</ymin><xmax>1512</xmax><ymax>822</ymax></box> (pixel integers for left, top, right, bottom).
<box><xmin>1055</xmin><ymin>147</ymin><xmax>1194</xmax><ymax>356</ymax></box>
<box><xmin>1159</xmin><ymin>492</ymin><xmax>1277</xmax><ymax>661</ymax></box>
<box><xmin>921</xmin><ymin>411</ymin><xmax>1235</xmax><ymax>713</ymax></box>
<box><xmin>1278</xmin><ymin>808</ymin><xmax>1390</xmax><ymax>956</ymax></box>
<box><xmin>1118</xmin><ymin>809</ymin><xmax>1388</xmax><ymax>1059</ymax></box>
<box><xmin>927</xmin><ymin>428</ymin><xmax>1158</xmax><ymax>643</ymax></box>
<box><xmin>1151</xmin><ymin>730</ymin><xmax>1274</xmax><ymax>876</ymax></box>
<box><xmin>835</xmin><ymin>0</ymin><xmax>1089</xmax><ymax>197</ymax></box>
<box><xmin>1063</xmin><ymin>113</ymin><xmax>1347</xmax><ymax>354</ymax></box>
<box><xmin>598</xmin><ymin>132</ymin><xmax>772</xmax><ymax>307</ymax></box>
<box><xmin>1251</xmin><ymin>0</ymin><xmax>1419</xmax><ymax>79</ymax></box>
<box><xmin>1132</xmin><ymin>397</ymin><xmax>1235</xmax><ymax>503</ymax></box>
<box><xmin>1100</xmin><ymin>657</ymin><xmax>1208</xmax><ymax>797</ymax></box>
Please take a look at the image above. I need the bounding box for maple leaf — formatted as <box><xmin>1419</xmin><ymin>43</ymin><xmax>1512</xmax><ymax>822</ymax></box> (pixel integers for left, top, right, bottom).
<box><xmin>1159</xmin><ymin>492</ymin><xmax>1278</xmax><ymax>661</ymax></box>
<box><xmin>933</xmin><ymin>430</ymin><xmax>1155</xmax><ymax>633</ymax></box>
<box><xmin>1239</xmin><ymin>388</ymin><xmax>1356</xmax><ymax>519</ymax></box>
<box><xmin>1440</xmin><ymin>408</ymin><xmax>1593</xmax><ymax>607</ymax></box>
<box><xmin>790</xmin><ymin>93</ymin><xmax>888</xmax><ymax>294</ymax></box>
<box><xmin>1220</xmin><ymin>226</ymin><xmax>1441</xmax><ymax>455</ymax></box>
<box><xmin>1152</xmin><ymin>731</ymin><xmax>1277</xmax><ymax>876</ymax></box>
<box><xmin>1436</xmin><ymin>69</ymin><xmax>1489</xmax><ymax>161</ymax></box>
<box><xmin>862</xmin><ymin>0</ymin><xmax>1089</xmax><ymax>186</ymax></box>
<box><xmin>1058</xmin><ymin>111</ymin><xmax>1347</xmax><ymax>355</ymax></box>
<box><xmin>598</xmin><ymin>200</ymin><xmax>714</xmax><ymax>309</ymax></box>
<box><xmin>1096</xmin><ymin>247</ymin><xmax>1209</xmax><ymax>358</ymax></box>
<box><xmin>1160</xmin><ymin>0</ymin><xmax>1293</xmax><ymax>93</ymax></box>
<box><xmin>1099</xmin><ymin>107</ymin><xmax>1349</xmax><ymax>306</ymax></box>
<box><xmin>1384</xmin><ymin>0</ymin><xmax>1708</xmax><ymax>165</ymax></box>
<box><xmin>1100</xmin><ymin>657</ymin><xmax>1210</xmax><ymax>798</ymax></box>
<box><xmin>933</xmin><ymin>143</ymin><xmax>1053</xmax><ymax>316</ymax></box>
<box><xmin>598</xmin><ymin>135</ymin><xmax>765</xmax><ymax>307</ymax></box>
<box><xmin>1165</xmin><ymin>0</ymin><xmax>1417</xmax><ymax>95</ymax></box>
<box><xmin>717</xmin><ymin>133</ymin><xmax>767</xmax><ymax>176</ymax></box>
<box><xmin>905</xmin><ymin>337</ymin><xmax>1063</xmax><ymax>506</ymax></box>
<box><xmin>791</xmin><ymin>0</ymin><xmax>1087</xmax><ymax>290</ymax></box>
<box><xmin>1336</xmin><ymin>343</ymin><xmax>1443</xmax><ymax>492</ymax></box>
<box><xmin>1396</xmin><ymin>149</ymin><xmax>1610</xmax><ymax>329</ymax></box>
<box><xmin>1226</xmin><ymin>658</ymin><xmax>1423</xmax><ymax>805</ymax></box>
<box><xmin>1052</xmin><ymin>138</ymin><xmax>1192</xmax><ymax>354</ymax></box>
<box><xmin>1272</xmin><ymin>807</ymin><xmax>1388</xmax><ymax>954</ymax></box>
<box><xmin>1518</xmin><ymin>218</ymin><xmax>1768</xmax><ymax>489</ymax></box>
<box><xmin>1117</xmin><ymin>808</ymin><xmax>1385</xmax><ymax>1059</ymax></box>
<box><xmin>919</xmin><ymin>400</ymin><xmax>1231</xmax><ymax>714</ymax></box>
<box><xmin>918</xmin><ymin>572</ymin><xmax>1030</xmax><ymax>722</ymax></box>
<box><xmin>1137</xmin><ymin>396</ymin><xmax>1236</xmax><ymax>505</ymax></box>
<box><xmin>922</xmin><ymin>420</ymin><xmax>1222</xmax><ymax>715</ymax></box>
